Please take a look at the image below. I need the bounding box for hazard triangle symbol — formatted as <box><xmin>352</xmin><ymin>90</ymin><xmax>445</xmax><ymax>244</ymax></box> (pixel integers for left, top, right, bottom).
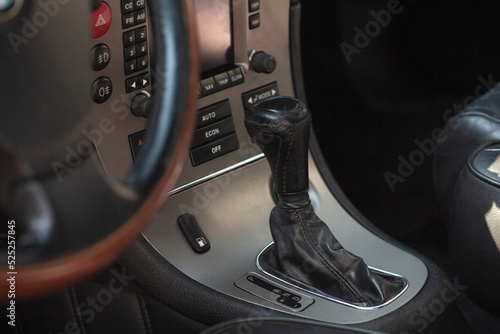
<box><xmin>138</xmin><ymin>139</ymin><xmax>143</xmax><ymax>147</ymax></box>
<box><xmin>95</xmin><ymin>14</ymin><xmax>107</xmax><ymax>27</ymax></box>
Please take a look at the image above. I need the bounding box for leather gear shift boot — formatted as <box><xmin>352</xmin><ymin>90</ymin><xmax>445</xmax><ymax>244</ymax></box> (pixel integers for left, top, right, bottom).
<box><xmin>245</xmin><ymin>97</ymin><xmax>405</xmax><ymax>307</ymax></box>
<box><xmin>259</xmin><ymin>192</ymin><xmax>405</xmax><ymax>307</ymax></box>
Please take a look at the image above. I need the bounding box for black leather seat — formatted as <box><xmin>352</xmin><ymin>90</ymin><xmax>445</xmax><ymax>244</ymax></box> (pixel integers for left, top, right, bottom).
<box><xmin>434</xmin><ymin>86</ymin><xmax>500</xmax><ymax>317</ymax></box>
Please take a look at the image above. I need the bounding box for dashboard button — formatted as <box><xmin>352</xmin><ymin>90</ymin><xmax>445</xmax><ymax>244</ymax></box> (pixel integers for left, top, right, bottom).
<box><xmin>135</xmin><ymin>9</ymin><xmax>146</xmax><ymax>25</ymax></box>
<box><xmin>125</xmin><ymin>59</ymin><xmax>137</xmax><ymax>75</ymax></box>
<box><xmin>136</xmin><ymin>41</ymin><xmax>148</xmax><ymax>57</ymax></box>
<box><xmin>138</xmin><ymin>72</ymin><xmax>150</xmax><ymax>88</ymax></box>
<box><xmin>128</xmin><ymin>130</ymin><xmax>146</xmax><ymax>161</ymax></box>
<box><xmin>137</xmin><ymin>56</ymin><xmax>148</xmax><ymax>71</ymax></box>
<box><xmin>196</xmin><ymin>100</ymin><xmax>232</xmax><ymax>128</ymax></box>
<box><xmin>121</xmin><ymin>0</ymin><xmax>134</xmax><ymax>14</ymax></box>
<box><xmin>249</xmin><ymin>13</ymin><xmax>261</xmax><ymax>30</ymax></box>
<box><xmin>91</xmin><ymin>77</ymin><xmax>113</xmax><ymax>104</ymax></box>
<box><xmin>190</xmin><ymin>134</ymin><xmax>239</xmax><ymax>166</ymax></box>
<box><xmin>134</xmin><ymin>0</ymin><xmax>146</xmax><ymax>10</ymax></box>
<box><xmin>123</xmin><ymin>30</ymin><xmax>136</xmax><ymax>47</ymax></box>
<box><xmin>214</xmin><ymin>72</ymin><xmax>231</xmax><ymax>91</ymax></box>
<box><xmin>228</xmin><ymin>68</ymin><xmax>245</xmax><ymax>86</ymax></box>
<box><xmin>126</xmin><ymin>76</ymin><xmax>138</xmax><ymax>93</ymax></box>
<box><xmin>200</xmin><ymin>77</ymin><xmax>217</xmax><ymax>96</ymax></box>
<box><xmin>90</xmin><ymin>44</ymin><xmax>111</xmax><ymax>71</ymax></box>
<box><xmin>136</xmin><ymin>26</ymin><xmax>147</xmax><ymax>43</ymax></box>
<box><xmin>177</xmin><ymin>214</ymin><xmax>211</xmax><ymax>254</ymax></box>
<box><xmin>242</xmin><ymin>82</ymin><xmax>279</xmax><ymax>109</ymax></box>
<box><xmin>191</xmin><ymin>118</ymin><xmax>236</xmax><ymax>148</ymax></box>
<box><xmin>124</xmin><ymin>45</ymin><xmax>137</xmax><ymax>61</ymax></box>
<box><xmin>249</xmin><ymin>0</ymin><xmax>260</xmax><ymax>13</ymax></box>
<box><xmin>91</xmin><ymin>2</ymin><xmax>112</xmax><ymax>38</ymax></box>
<box><xmin>122</xmin><ymin>12</ymin><xmax>135</xmax><ymax>28</ymax></box>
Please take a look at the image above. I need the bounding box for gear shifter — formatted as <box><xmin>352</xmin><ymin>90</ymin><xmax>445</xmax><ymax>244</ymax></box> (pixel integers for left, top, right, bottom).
<box><xmin>245</xmin><ymin>96</ymin><xmax>404</xmax><ymax>307</ymax></box>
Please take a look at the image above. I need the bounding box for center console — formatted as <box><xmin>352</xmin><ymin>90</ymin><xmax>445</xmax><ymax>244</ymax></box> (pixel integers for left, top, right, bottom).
<box><xmin>92</xmin><ymin>0</ymin><xmax>434</xmax><ymax>328</ymax></box>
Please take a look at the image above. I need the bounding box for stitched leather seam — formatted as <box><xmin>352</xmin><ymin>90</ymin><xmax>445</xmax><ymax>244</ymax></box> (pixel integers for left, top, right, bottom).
<box><xmin>70</xmin><ymin>286</ymin><xmax>87</xmax><ymax>334</ymax></box>
<box><xmin>276</xmin><ymin>137</ymin><xmax>283</xmax><ymax>192</ymax></box>
<box><xmin>67</xmin><ymin>287</ymin><xmax>87</xmax><ymax>334</ymax></box>
<box><xmin>283</xmin><ymin>139</ymin><xmax>293</xmax><ymax>193</ymax></box>
<box><xmin>137</xmin><ymin>294</ymin><xmax>153</xmax><ymax>334</ymax></box>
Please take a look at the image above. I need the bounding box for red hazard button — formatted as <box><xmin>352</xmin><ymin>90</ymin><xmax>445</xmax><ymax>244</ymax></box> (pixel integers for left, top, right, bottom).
<box><xmin>91</xmin><ymin>2</ymin><xmax>112</xmax><ymax>38</ymax></box>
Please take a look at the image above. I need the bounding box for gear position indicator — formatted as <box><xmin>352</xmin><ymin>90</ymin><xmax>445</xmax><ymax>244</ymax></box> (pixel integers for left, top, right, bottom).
<box><xmin>235</xmin><ymin>273</ymin><xmax>314</xmax><ymax>312</ymax></box>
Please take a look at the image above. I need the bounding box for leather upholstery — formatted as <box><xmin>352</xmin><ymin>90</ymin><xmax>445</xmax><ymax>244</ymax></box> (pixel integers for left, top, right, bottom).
<box><xmin>434</xmin><ymin>86</ymin><xmax>500</xmax><ymax>316</ymax></box>
<box><xmin>4</xmin><ymin>264</ymin><xmax>207</xmax><ymax>334</ymax></box>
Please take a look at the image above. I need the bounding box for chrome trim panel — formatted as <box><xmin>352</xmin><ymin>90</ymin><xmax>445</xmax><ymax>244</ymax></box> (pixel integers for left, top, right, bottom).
<box><xmin>169</xmin><ymin>154</ymin><xmax>265</xmax><ymax>195</ymax></box>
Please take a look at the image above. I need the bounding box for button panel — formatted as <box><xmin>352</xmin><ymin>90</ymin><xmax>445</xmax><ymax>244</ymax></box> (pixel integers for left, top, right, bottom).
<box><xmin>121</xmin><ymin>2</ymin><xmax>149</xmax><ymax>94</ymax></box>
<box><xmin>121</xmin><ymin>0</ymin><xmax>146</xmax><ymax>28</ymax></box>
<box><xmin>126</xmin><ymin>72</ymin><xmax>150</xmax><ymax>93</ymax></box>
<box><xmin>189</xmin><ymin>100</ymin><xmax>239</xmax><ymax>166</ymax></box>
<box><xmin>199</xmin><ymin>67</ymin><xmax>245</xmax><ymax>98</ymax></box>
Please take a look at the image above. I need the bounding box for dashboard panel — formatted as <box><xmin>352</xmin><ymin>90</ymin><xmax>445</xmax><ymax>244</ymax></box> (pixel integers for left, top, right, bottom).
<box><xmin>93</xmin><ymin>0</ymin><xmax>295</xmax><ymax>194</ymax></box>
<box><xmin>90</xmin><ymin>0</ymin><xmax>429</xmax><ymax>326</ymax></box>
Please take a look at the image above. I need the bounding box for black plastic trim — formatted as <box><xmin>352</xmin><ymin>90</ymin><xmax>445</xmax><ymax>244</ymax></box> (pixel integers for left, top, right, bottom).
<box><xmin>118</xmin><ymin>237</ymin><xmax>290</xmax><ymax>327</ymax></box>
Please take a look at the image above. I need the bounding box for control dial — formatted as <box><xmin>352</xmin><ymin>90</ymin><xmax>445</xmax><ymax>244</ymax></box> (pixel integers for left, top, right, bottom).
<box><xmin>251</xmin><ymin>51</ymin><xmax>277</xmax><ymax>74</ymax></box>
<box><xmin>131</xmin><ymin>92</ymin><xmax>152</xmax><ymax>118</ymax></box>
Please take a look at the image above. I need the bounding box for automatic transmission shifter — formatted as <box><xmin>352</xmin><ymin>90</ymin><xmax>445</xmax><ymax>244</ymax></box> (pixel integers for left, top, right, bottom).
<box><xmin>244</xmin><ymin>96</ymin><xmax>404</xmax><ymax>307</ymax></box>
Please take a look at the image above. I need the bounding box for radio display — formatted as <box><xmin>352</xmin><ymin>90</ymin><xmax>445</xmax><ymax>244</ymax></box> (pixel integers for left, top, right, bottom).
<box><xmin>194</xmin><ymin>0</ymin><xmax>233</xmax><ymax>73</ymax></box>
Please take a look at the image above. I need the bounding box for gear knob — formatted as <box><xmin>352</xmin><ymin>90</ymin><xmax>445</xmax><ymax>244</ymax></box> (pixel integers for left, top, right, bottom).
<box><xmin>244</xmin><ymin>96</ymin><xmax>310</xmax><ymax>194</ymax></box>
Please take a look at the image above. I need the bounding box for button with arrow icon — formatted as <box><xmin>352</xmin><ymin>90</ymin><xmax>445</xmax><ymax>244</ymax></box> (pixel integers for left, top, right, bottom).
<box><xmin>128</xmin><ymin>130</ymin><xmax>146</xmax><ymax>162</ymax></box>
<box><xmin>126</xmin><ymin>77</ymin><xmax>138</xmax><ymax>93</ymax></box>
<box><xmin>242</xmin><ymin>82</ymin><xmax>279</xmax><ymax>109</ymax></box>
<box><xmin>138</xmin><ymin>73</ymin><xmax>150</xmax><ymax>89</ymax></box>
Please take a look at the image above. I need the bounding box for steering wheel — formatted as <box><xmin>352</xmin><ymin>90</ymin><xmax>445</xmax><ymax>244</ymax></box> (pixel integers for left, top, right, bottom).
<box><xmin>0</xmin><ymin>0</ymin><xmax>199</xmax><ymax>299</ymax></box>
